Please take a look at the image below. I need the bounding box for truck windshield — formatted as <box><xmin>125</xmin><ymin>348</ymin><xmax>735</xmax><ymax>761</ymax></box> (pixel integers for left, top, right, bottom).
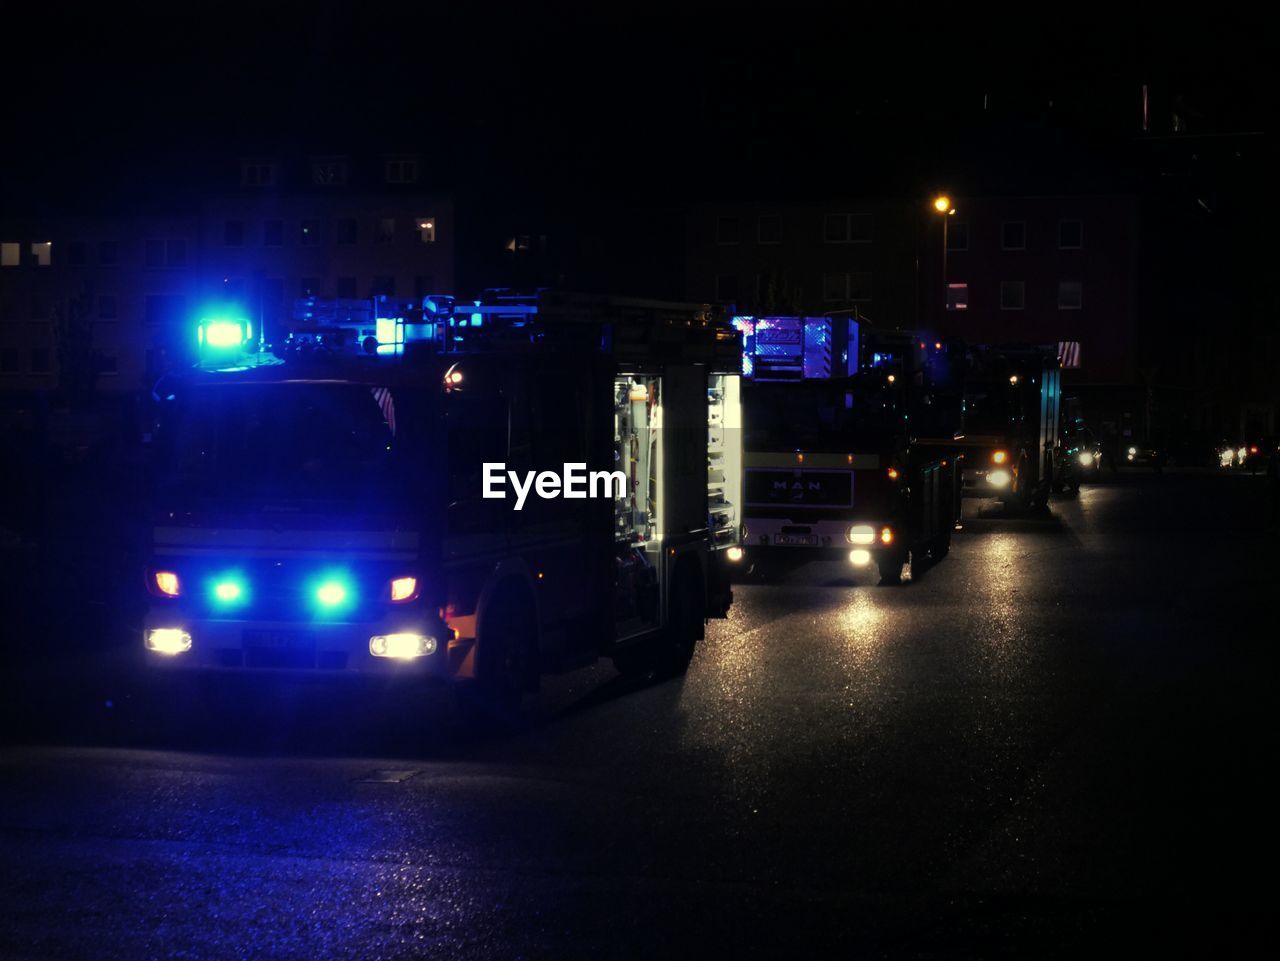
<box><xmin>156</xmin><ymin>383</ymin><xmax>418</xmax><ymax>511</ymax></box>
<box><xmin>744</xmin><ymin>378</ymin><xmax>900</xmax><ymax>452</ymax></box>
<box><xmin>963</xmin><ymin>380</ymin><xmax>1021</xmax><ymax>435</ymax></box>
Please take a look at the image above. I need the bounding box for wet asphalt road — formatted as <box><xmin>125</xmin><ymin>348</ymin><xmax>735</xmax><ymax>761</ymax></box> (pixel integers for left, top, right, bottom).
<box><xmin>0</xmin><ymin>472</ymin><xmax>1275</xmax><ymax>959</ymax></box>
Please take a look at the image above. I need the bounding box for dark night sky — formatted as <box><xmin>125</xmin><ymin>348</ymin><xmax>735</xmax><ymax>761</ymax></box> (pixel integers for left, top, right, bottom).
<box><xmin>2</xmin><ymin>5</ymin><xmax>1276</xmax><ymax>210</ymax></box>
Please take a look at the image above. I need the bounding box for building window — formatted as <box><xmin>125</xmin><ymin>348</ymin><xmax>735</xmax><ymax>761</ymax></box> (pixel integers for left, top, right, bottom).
<box><xmin>336</xmin><ymin>276</ymin><xmax>357</xmax><ymax>299</ymax></box>
<box><xmin>946</xmin><ymin>283</ymin><xmax>969</xmax><ymax>311</ymax></box>
<box><xmin>822</xmin><ymin>272</ymin><xmax>873</xmax><ymax>302</ymax></box>
<box><xmin>375</xmin><ymin>218</ymin><xmax>395</xmax><ymax>244</ymax></box>
<box><xmin>415</xmin><ymin>275</ymin><xmax>436</xmax><ymax>298</ymax></box>
<box><xmin>1059</xmin><ymin>220</ymin><xmax>1083</xmax><ymax>249</ymax></box>
<box><xmin>311</xmin><ymin>158</ymin><xmax>347</xmax><ymax>185</ymax></box>
<box><xmin>715</xmin><ymin>274</ymin><xmax>738</xmax><ymax>302</ymax></box>
<box><xmin>300</xmin><ymin>219</ymin><xmax>322</xmax><ymax>246</ymax></box>
<box><xmin>0</xmin><ymin>347</ymin><xmax>19</xmax><ymax>373</ymax></box>
<box><xmin>30</xmin><ymin>347</ymin><xmax>50</xmax><ymax>373</ymax></box>
<box><xmin>1001</xmin><ymin>221</ymin><xmax>1026</xmax><ymax>250</ymax></box>
<box><xmin>1058</xmin><ymin>281</ymin><xmax>1083</xmax><ymax>310</ymax></box>
<box><xmin>946</xmin><ymin>221</ymin><xmax>969</xmax><ymax>250</ymax></box>
<box><xmin>224</xmin><ymin>220</ymin><xmax>245</xmax><ymax>246</ymax></box>
<box><xmin>336</xmin><ymin>218</ymin><xmax>358</xmax><ymax>245</ymax></box>
<box><xmin>757</xmin><ymin>215</ymin><xmax>781</xmax><ymax>245</ymax></box>
<box><xmin>372</xmin><ymin>276</ymin><xmax>396</xmax><ymax>297</ymax></box>
<box><xmin>145</xmin><ymin>239</ymin><xmax>185</xmax><ymax>268</ymax></box>
<box><xmin>300</xmin><ymin>277</ymin><xmax>321</xmax><ymax>298</ymax></box>
<box><xmin>416</xmin><ymin>218</ymin><xmax>436</xmax><ymax>243</ymax></box>
<box><xmin>68</xmin><ymin>241</ymin><xmax>88</xmax><ymax>266</ymax></box>
<box><xmin>98</xmin><ymin>241</ymin><xmax>118</xmax><ymax>266</ymax></box>
<box><xmin>32</xmin><ymin>242</ymin><xmax>52</xmax><ymax>266</ymax></box>
<box><xmin>716</xmin><ymin>217</ymin><xmax>741</xmax><ymax>245</ymax></box>
<box><xmin>98</xmin><ymin>295</ymin><xmax>118</xmax><ymax>319</ymax></box>
<box><xmin>1</xmin><ymin>243</ymin><xmax>18</xmax><ymax>267</ymax></box>
<box><xmin>263</xmin><ymin>221</ymin><xmax>284</xmax><ymax>247</ymax></box>
<box><xmin>385</xmin><ymin>159</ymin><xmax>418</xmax><ymax>184</ymax></box>
<box><xmin>1000</xmin><ymin>281</ymin><xmax>1025</xmax><ymax>310</ymax></box>
<box><xmin>824</xmin><ymin>213</ymin><xmax>872</xmax><ymax>244</ymax></box>
<box><xmin>242</xmin><ymin>162</ymin><xmax>276</xmax><ymax>187</ymax></box>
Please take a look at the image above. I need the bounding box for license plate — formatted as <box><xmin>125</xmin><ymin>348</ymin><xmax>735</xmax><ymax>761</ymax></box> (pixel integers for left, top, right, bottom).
<box><xmin>774</xmin><ymin>534</ymin><xmax>818</xmax><ymax>547</ymax></box>
<box><xmin>243</xmin><ymin>629</ymin><xmax>315</xmax><ymax>649</ymax></box>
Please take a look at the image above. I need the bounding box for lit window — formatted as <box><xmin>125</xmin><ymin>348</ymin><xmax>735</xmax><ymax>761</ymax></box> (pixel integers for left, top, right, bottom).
<box><xmin>1058</xmin><ymin>281</ymin><xmax>1083</xmax><ymax>310</ymax></box>
<box><xmin>1001</xmin><ymin>221</ymin><xmax>1026</xmax><ymax>250</ymax></box>
<box><xmin>32</xmin><ymin>242</ymin><xmax>52</xmax><ymax>266</ymax></box>
<box><xmin>1</xmin><ymin>243</ymin><xmax>18</xmax><ymax>267</ymax></box>
<box><xmin>946</xmin><ymin>283</ymin><xmax>969</xmax><ymax>311</ymax></box>
<box><xmin>1000</xmin><ymin>281</ymin><xmax>1025</xmax><ymax>310</ymax></box>
<box><xmin>416</xmin><ymin>218</ymin><xmax>436</xmax><ymax>243</ymax></box>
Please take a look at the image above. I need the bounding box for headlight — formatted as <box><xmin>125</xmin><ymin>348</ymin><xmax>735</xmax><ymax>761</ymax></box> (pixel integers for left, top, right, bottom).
<box><xmin>726</xmin><ymin>546</ymin><xmax>744</xmax><ymax>563</ymax></box>
<box><xmin>847</xmin><ymin>524</ymin><xmax>876</xmax><ymax>545</ymax></box>
<box><xmin>146</xmin><ymin>628</ymin><xmax>192</xmax><ymax>654</ymax></box>
<box><xmin>390</xmin><ymin>576</ymin><xmax>419</xmax><ymax>602</ymax></box>
<box><xmin>987</xmin><ymin>469</ymin><xmax>1011</xmax><ymax>487</ymax></box>
<box><xmin>1128</xmin><ymin>447</ymin><xmax>1137</xmax><ymax>456</ymax></box>
<box><xmin>152</xmin><ymin>571</ymin><xmax>181</xmax><ymax>597</ymax></box>
<box><xmin>848</xmin><ymin>549</ymin><xmax>871</xmax><ymax>566</ymax></box>
<box><xmin>370</xmin><ymin>633</ymin><xmax>437</xmax><ymax>659</ymax></box>
<box><xmin>1078</xmin><ymin>451</ymin><xmax>1094</xmax><ymax>467</ymax></box>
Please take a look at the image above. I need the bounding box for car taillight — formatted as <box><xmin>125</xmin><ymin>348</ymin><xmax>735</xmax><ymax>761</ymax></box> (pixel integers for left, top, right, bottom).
<box><xmin>992</xmin><ymin>450</ymin><xmax>1008</xmax><ymax>465</ymax></box>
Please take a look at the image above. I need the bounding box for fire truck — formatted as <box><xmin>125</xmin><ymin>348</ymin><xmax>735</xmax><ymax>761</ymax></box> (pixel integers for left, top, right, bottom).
<box><xmin>737</xmin><ymin>316</ymin><xmax>961</xmax><ymax>585</ymax></box>
<box><xmin>956</xmin><ymin>344</ymin><xmax>1063</xmax><ymax>511</ymax></box>
<box><xmin>140</xmin><ymin>292</ymin><xmax>742</xmax><ymax>713</ymax></box>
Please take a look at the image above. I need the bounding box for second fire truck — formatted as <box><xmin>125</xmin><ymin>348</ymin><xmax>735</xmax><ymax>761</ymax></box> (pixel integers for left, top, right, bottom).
<box><xmin>737</xmin><ymin>316</ymin><xmax>962</xmax><ymax>585</ymax></box>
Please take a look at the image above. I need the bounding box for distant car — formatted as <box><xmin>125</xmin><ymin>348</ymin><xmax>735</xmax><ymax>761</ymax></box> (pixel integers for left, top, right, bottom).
<box><xmin>1055</xmin><ymin>427</ymin><xmax>1101</xmax><ymax>492</ymax></box>
<box><xmin>1241</xmin><ymin>441</ymin><xmax>1273</xmax><ymax>474</ymax></box>
<box><xmin>1125</xmin><ymin>441</ymin><xmax>1164</xmax><ymax>471</ymax></box>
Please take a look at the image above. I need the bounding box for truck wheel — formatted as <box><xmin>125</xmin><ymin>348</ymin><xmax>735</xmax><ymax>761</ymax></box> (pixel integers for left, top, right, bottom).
<box><xmin>929</xmin><ymin>527</ymin><xmax>951</xmax><ymax>561</ymax></box>
<box><xmin>877</xmin><ymin>549</ymin><xmax>907</xmax><ymax>585</ymax></box>
<box><xmin>460</xmin><ymin>590</ymin><xmax>536</xmax><ymax>726</ymax></box>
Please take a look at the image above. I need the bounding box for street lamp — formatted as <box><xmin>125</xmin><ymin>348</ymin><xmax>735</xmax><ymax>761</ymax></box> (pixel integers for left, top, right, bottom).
<box><xmin>932</xmin><ymin>195</ymin><xmax>956</xmax><ymax>315</ymax></box>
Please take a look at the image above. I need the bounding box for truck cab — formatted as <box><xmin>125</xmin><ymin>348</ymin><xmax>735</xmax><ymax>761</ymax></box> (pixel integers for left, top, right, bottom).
<box><xmin>958</xmin><ymin>345</ymin><xmax>1062</xmax><ymax>511</ymax></box>
<box><xmin>737</xmin><ymin>317</ymin><xmax>959</xmax><ymax>585</ymax></box>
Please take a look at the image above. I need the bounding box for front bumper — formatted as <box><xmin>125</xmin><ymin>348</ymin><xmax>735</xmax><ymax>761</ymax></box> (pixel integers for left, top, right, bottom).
<box><xmin>143</xmin><ymin>611</ymin><xmax>451</xmax><ymax>677</ymax></box>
